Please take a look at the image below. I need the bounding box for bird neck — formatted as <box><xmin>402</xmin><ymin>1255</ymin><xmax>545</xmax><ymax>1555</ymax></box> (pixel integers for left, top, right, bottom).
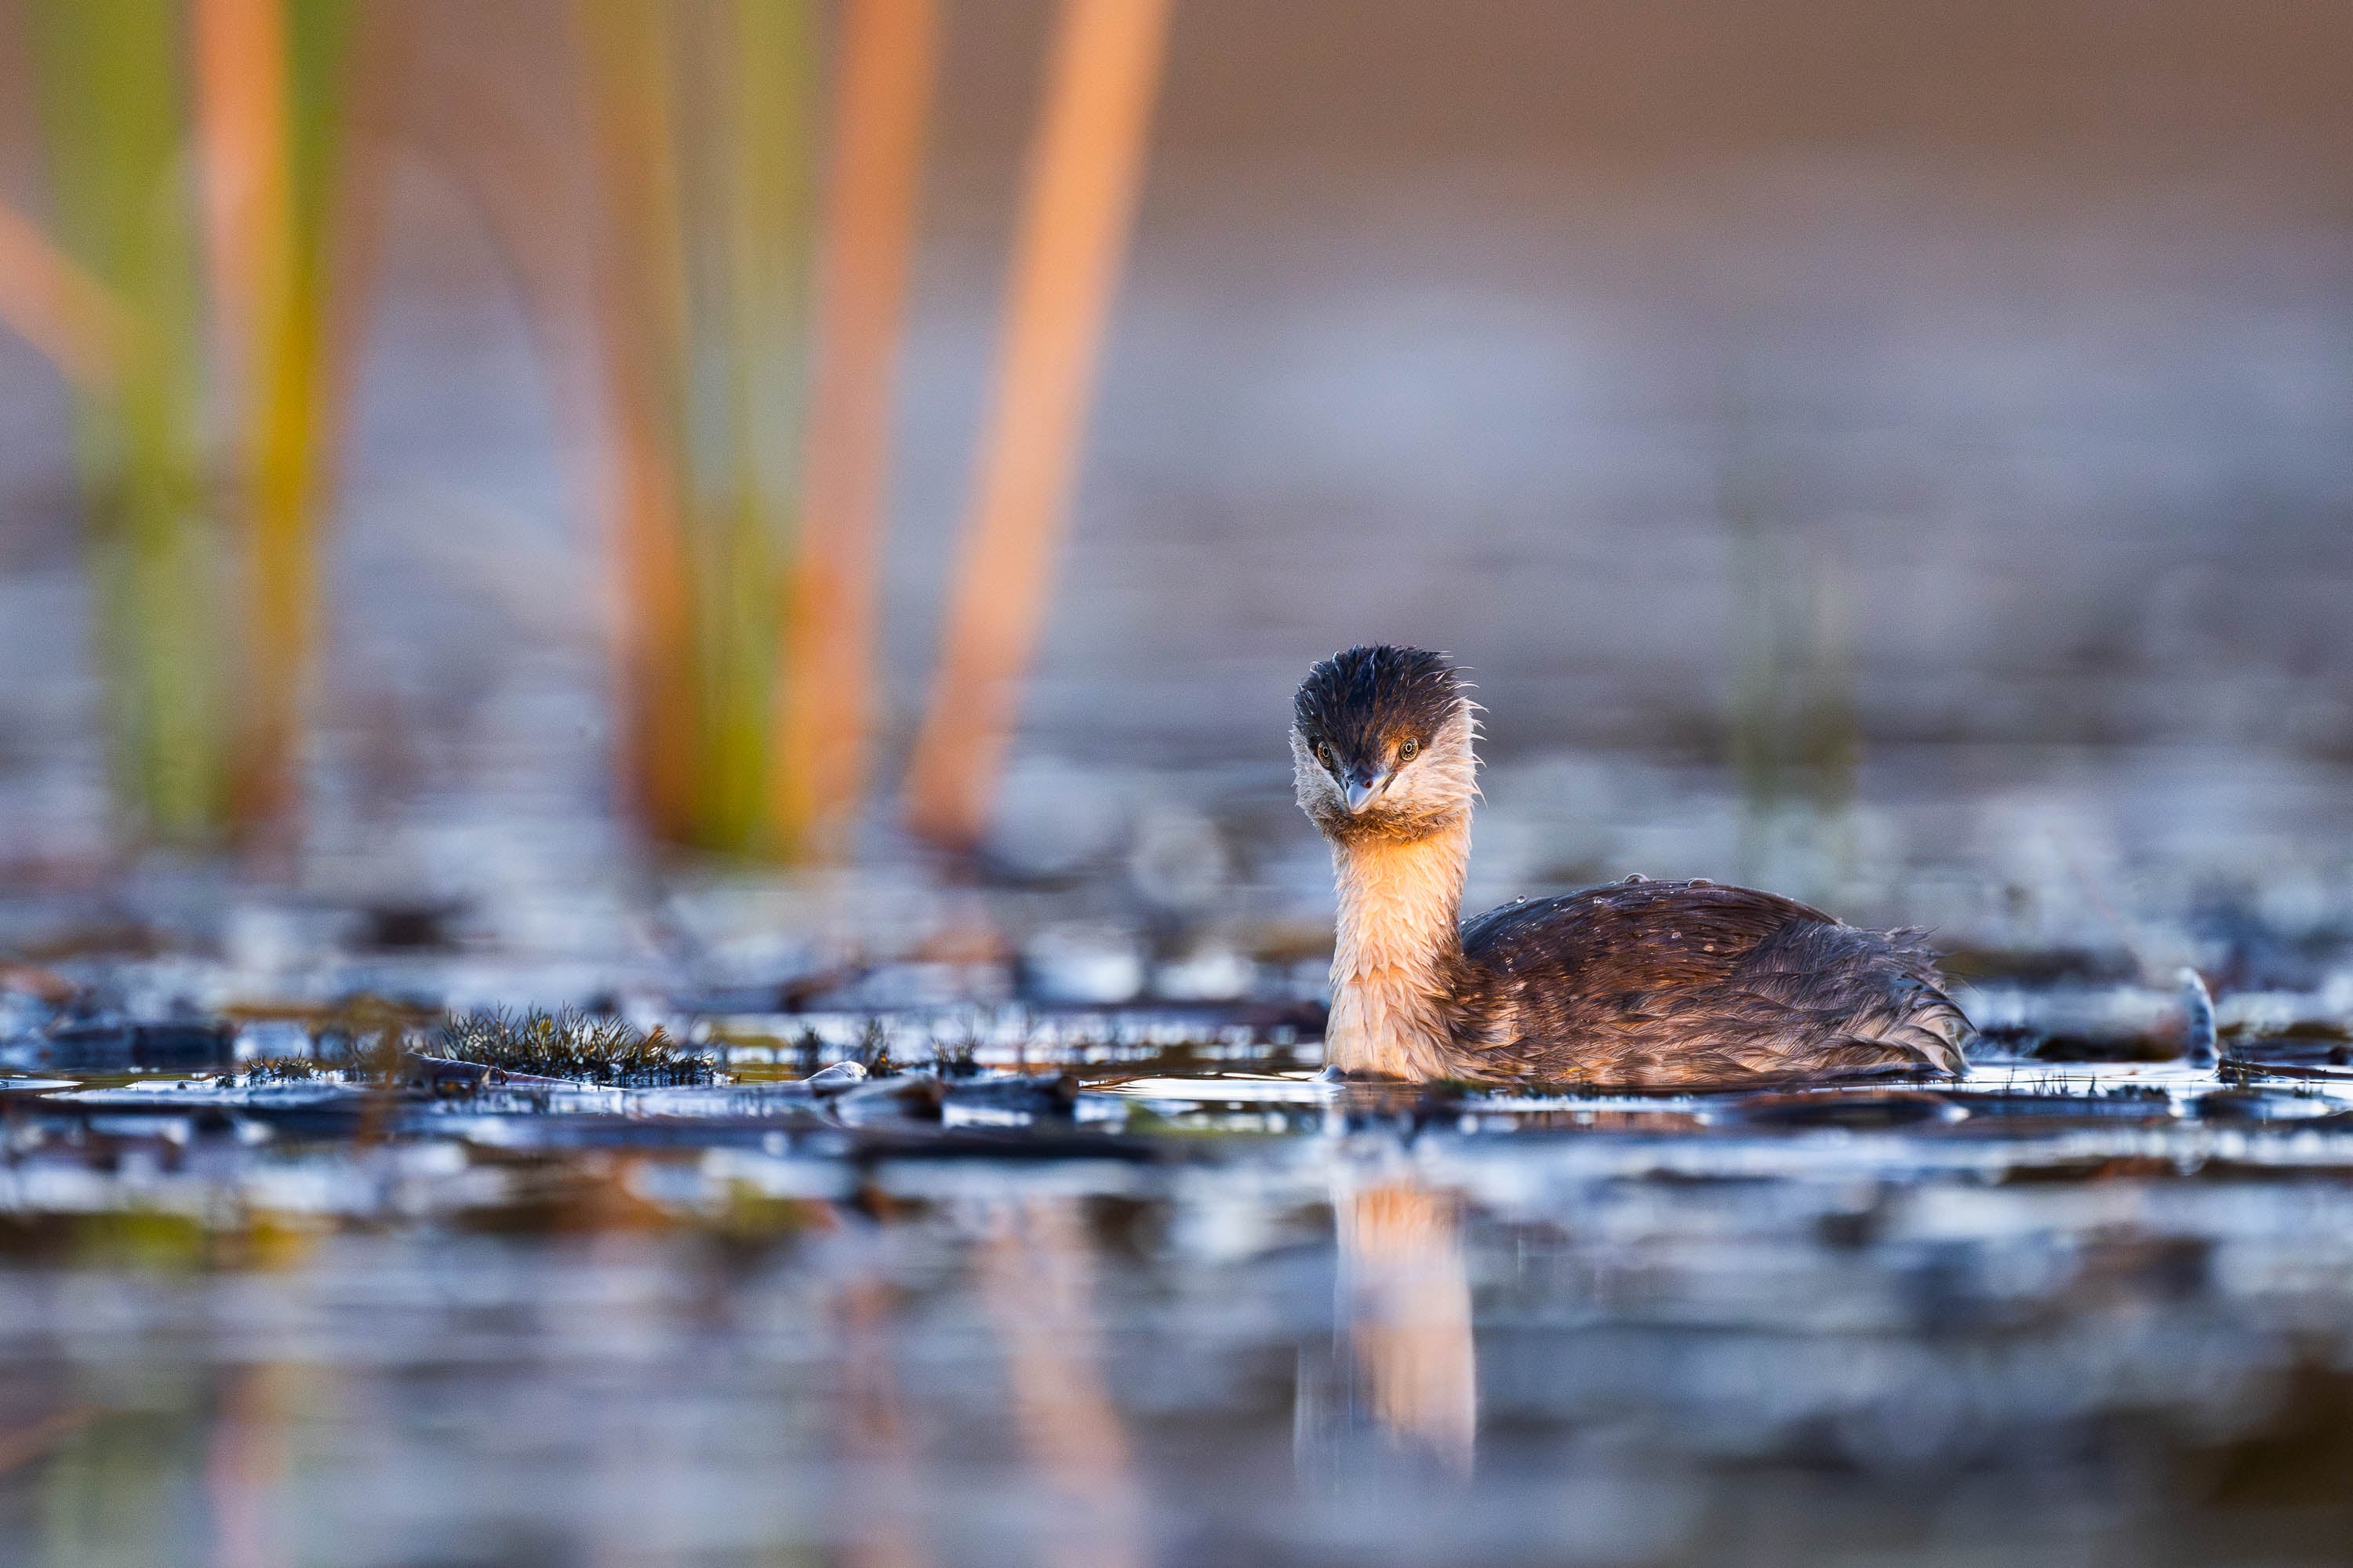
<box><xmin>1326</xmin><ymin>814</ymin><xmax>1469</xmax><ymax>1079</ymax></box>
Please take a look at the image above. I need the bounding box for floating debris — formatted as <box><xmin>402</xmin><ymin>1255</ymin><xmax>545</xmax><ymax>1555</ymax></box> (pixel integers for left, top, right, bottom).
<box><xmin>2</xmin><ymin>1019</ymin><xmax>234</xmax><ymax>1071</ymax></box>
<box><xmin>804</xmin><ymin>1060</ymin><xmax>867</xmax><ymax>1094</ymax></box>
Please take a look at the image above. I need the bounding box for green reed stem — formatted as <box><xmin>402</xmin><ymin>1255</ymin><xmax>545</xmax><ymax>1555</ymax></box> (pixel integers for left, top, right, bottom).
<box><xmin>582</xmin><ymin>0</ymin><xmax>816</xmax><ymax>857</ymax></box>
<box><xmin>28</xmin><ymin>0</ymin><xmax>230</xmax><ymax>846</ymax></box>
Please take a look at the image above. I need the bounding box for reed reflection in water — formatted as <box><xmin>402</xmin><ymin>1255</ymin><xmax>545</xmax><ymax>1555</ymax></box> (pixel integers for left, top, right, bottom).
<box><xmin>973</xmin><ymin>1196</ymin><xmax>1145</xmax><ymax>1568</ymax></box>
<box><xmin>831</xmin><ymin>1211</ymin><xmax>930</xmax><ymax>1568</ymax></box>
<box><xmin>205</xmin><ymin>1360</ymin><xmax>305</xmax><ymax>1568</ymax></box>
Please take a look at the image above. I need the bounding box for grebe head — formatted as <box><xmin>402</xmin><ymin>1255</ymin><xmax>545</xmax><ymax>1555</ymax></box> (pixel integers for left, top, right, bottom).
<box><xmin>1291</xmin><ymin>646</ymin><xmax>1478</xmax><ymax>844</ymax></box>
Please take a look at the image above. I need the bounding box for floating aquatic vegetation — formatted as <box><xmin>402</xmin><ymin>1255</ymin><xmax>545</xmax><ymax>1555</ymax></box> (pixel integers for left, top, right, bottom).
<box><xmin>433</xmin><ymin>1008</ymin><xmax>716</xmax><ymax>1086</ymax></box>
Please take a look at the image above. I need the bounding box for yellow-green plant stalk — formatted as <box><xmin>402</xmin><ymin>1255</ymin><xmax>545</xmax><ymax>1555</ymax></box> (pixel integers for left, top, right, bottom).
<box><xmin>27</xmin><ymin>0</ymin><xmax>230</xmax><ymax>846</ymax></box>
<box><xmin>1720</xmin><ymin>385</ymin><xmax>1857</xmax><ymax>897</ymax></box>
<box><xmin>578</xmin><ymin>0</ymin><xmax>816</xmax><ymax>857</ymax></box>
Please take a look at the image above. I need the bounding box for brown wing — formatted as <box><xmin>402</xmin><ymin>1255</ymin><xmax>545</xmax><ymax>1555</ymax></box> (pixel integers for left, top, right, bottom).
<box><xmin>1455</xmin><ymin>880</ymin><xmax>1969</xmax><ymax>1086</ymax></box>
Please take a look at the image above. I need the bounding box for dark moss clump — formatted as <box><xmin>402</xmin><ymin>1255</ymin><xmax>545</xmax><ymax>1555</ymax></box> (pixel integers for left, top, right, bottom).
<box><xmin>435</xmin><ymin>1010</ymin><xmax>716</xmax><ymax>1087</ymax></box>
<box><xmin>851</xmin><ymin>1017</ymin><xmax>899</xmax><ymax>1078</ymax></box>
<box><xmin>238</xmin><ymin>1057</ymin><xmax>329</xmax><ymax>1083</ymax></box>
<box><xmin>240</xmin><ymin>1030</ymin><xmax>409</xmax><ymax>1084</ymax></box>
<box><xmin>928</xmin><ymin>1033</ymin><xmax>983</xmax><ymax>1078</ymax></box>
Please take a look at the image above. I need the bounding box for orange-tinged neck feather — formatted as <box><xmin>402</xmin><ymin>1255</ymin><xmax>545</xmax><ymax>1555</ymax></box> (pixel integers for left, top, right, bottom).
<box><xmin>1327</xmin><ymin>813</ymin><xmax>1467</xmax><ymax>1078</ymax></box>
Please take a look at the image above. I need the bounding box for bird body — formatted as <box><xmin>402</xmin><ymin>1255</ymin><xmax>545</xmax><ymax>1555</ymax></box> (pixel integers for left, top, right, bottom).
<box><xmin>1292</xmin><ymin>646</ymin><xmax>1969</xmax><ymax>1086</ymax></box>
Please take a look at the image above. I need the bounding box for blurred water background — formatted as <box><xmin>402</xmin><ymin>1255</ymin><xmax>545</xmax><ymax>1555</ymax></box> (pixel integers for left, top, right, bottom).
<box><xmin>3</xmin><ymin>2</ymin><xmax>2353</xmax><ymax>1563</ymax></box>
<box><xmin>2</xmin><ymin>0</ymin><xmax>2350</xmax><ymax>961</ymax></box>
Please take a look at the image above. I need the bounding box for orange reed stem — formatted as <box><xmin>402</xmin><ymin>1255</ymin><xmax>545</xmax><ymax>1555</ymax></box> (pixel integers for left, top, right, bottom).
<box><xmin>574</xmin><ymin>1</ymin><xmax>697</xmax><ymax>842</ymax></box>
<box><xmin>193</xmin><ymin>0</ymin><xmax>286</xmax><ymax>407</ymax></box>
<box><xmin>194</xmin><ymin>0</ymin><xmax>302</xmax><ymax>843</ymax></box>
<box><xmin>0</xmin><ymin>200</ymin><xmax>129</xmax><ymax>393</ymax></box>
<box><xmin>774</xmin><ymin>0</ymin><xmax>938</xmax><ymax>858</ymax></box>
<box><xmin>901</xmin><ymin>0</ymin><xmax>1170</xmax><ymax>849</ymax></box>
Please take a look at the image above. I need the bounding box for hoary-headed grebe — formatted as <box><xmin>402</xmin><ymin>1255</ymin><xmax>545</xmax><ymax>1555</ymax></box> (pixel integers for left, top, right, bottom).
<box><xmin>1293</xmin><ymin>646</ymin><xmax>1969</xmax><ymax>1086</ymax></box>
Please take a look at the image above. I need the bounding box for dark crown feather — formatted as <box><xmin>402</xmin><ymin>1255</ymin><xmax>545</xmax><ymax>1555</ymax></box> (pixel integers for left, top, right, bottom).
<box><xmin>1293</xmin><ymin>646</ymin><xmax>1467</xmax><ymax>761</ymax></box>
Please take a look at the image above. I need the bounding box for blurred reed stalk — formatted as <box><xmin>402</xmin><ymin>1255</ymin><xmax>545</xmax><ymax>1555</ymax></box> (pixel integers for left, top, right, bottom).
<box><xmin>577</xmin><ymin>0</ymin><xmax>817</xmax><ymax>857</ymax></box>
<box><xmin>0</xmin><ymin>202</ymin><xmax>133</xmax><ymax>395</ymax></box>
<box><xmin>1721</xmin><ymin>378</ymin><xmax>1857</xmax><ymax>894</ymax></box>
<box><xmin>902</xmin><ymin>0</ymin><xmax>1171</xmax><ymax>851</ymax></box>
<box><xmin>27</xmin><ymin>0</ymin><xmax>231</xmax><ymax>846</ymax></box>
<box><xmin>194</xmin><ymin>0</ymin><xmax>366</xmax><ymax>851</ymax></box>
<box><xmin>774</xmin><ymin>0</ymin><xmax>938</xmax><ymax>859</ymax></box>
<box><xmin>23</xmin><ymin>0</ymin><xmax>376</xmax><ymax>854</ymax></box>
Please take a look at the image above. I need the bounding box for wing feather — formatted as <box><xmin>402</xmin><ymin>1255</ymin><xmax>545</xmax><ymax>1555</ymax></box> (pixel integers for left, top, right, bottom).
<box><xmin>1454</xmin><ymin>881</ymin><xmax>1971</xmax><ymax>1086</ymax></box>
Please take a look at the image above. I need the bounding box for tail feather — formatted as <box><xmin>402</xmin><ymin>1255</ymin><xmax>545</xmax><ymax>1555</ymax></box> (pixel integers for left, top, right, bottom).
<box><xmin>1847</xmin><ymin>987</ymin><xmax>1972</xmax><ymax>1078</ymax></box>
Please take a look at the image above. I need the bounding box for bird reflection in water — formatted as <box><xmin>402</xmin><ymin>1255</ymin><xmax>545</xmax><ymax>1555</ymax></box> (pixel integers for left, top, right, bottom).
<box><xmin>1301</xmin><ymin>1176</ymin><xmax>1476</xmax><ymax>1483</ymax></box>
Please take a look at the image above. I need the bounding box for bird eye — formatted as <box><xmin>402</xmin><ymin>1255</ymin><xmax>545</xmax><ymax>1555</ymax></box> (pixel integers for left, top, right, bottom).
<box><xmin>1316</xmin><ymin>744</ymin><xmax>1337</xmax><ymax>772</ymax></box>
<box><xmin>1398</xmin><ymin>739</ymin><xmax>1420</xmax><ymax>762</ymax></box>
